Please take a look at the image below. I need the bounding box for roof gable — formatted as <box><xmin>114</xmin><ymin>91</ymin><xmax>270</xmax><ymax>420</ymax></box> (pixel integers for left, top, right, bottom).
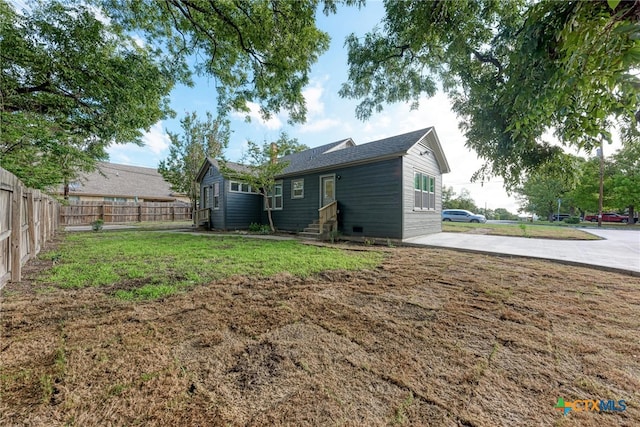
<box><xmin>196</xmin><ymin>157</ymin><xmax>250</xmax><ymax>183</ymax></box>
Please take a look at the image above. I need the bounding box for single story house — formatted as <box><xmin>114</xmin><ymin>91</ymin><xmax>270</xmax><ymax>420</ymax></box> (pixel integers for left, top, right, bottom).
<box><xmin>196</xmin><ymin>127</ymin><xmax>450</xmax><ymax>240</ymax></box>
<box><xmin>59</xmin><ymin>162</ymin><xmax>189</xmax><ymax>203</ymax></box>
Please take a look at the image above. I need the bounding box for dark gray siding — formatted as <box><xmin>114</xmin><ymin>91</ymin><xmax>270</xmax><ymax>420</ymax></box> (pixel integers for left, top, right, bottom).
<box><xmin>199</xmin><ymin>163</ymin><xmax>225</xmax><ymax>229</ymax></box>
<box><xmin>269</xmin><ymin>158</ymin><xmax>404</xmax><ymax>239</ymax></box>
<box><xmin>224</xmin><ymin>181</ymin><xmax>262</xmax><ymax>229</ymax></box>
<box><xmin>199</xmin><ymin>162</ymin><xmax>261</xmax><ymax>230</ymax></box>
<box><xmin>402</xmin><ymin>132</ymin><xmax>444</xmax><ymax>239</ymax></box>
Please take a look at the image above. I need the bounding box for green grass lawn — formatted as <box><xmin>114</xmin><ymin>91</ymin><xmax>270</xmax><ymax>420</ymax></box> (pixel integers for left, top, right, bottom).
<box><xmin>40</xmin><ymin>231</ymin><xmax>382</xmax><ymax>299</ymax></box>
<box><xmin>442</xmin><ymin>221</ymin><xmax>601</xmax><ymax>240</ymax></box>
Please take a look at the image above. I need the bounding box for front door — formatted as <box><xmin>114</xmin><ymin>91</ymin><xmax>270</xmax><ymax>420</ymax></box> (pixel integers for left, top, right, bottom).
<box><xmin>320</xmin><ymin>175</ymin><xmax>335</xmax><ymax>207</ymax></box>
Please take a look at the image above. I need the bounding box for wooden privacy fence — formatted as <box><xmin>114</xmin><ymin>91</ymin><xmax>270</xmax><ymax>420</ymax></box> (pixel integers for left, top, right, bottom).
<box><xmin>60</xmin><ymin>201</ymin><xmax>192</xmax><ymax>225</ymax></box>
<box><xmin>1</xmin><ymin>167</ymin><xmax>60</xmax><ymax>287</ymax></box>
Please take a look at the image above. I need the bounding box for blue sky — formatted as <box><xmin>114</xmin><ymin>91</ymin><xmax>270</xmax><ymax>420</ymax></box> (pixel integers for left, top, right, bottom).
<box><xmin>103</xmin><ymin>2</ymin><xmax>514</xmax><ymax>213</ymax></box>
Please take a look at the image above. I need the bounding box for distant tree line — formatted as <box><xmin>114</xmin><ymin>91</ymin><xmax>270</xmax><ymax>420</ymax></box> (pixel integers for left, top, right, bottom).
<box><xmin>515</xmin><ymin>145</ymin><xmax>639</xmax><ymax>221</ymax></box>
<box><xmin>442</xmin><ymin>187</ymin><xmax>519</xmax><ymax>221</ymax></box>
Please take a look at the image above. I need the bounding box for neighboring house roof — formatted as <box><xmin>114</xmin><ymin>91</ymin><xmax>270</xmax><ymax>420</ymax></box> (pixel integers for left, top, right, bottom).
<box><xmin>278</xmin><ymin>127</ymin><xmax>450</xmax><ymax>176</ymax></box>
<box><xmin>62</xmin><ymin>162</ymin><xmax>184</xmax><ymax>201</ymax></box>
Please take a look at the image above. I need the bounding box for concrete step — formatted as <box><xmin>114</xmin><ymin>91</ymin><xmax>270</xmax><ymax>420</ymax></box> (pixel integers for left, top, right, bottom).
<box><xmin>304</xmin><ymin>226</ymin><xmax>320</xmax><ymax>233</ymax></box>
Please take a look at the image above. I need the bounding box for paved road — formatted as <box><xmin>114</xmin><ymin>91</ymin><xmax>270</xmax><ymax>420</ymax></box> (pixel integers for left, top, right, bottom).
<box><xmin>404</xmin><ymin>228</ymin><xmax>640</xmax><ymax>275</ymax></box>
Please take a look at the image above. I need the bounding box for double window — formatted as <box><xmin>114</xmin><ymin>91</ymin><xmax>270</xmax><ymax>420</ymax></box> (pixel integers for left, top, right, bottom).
<box><xmin>265</xmin><ymin>180</ymin><xmax>283</xmax><ymax>210</ymax></box>
<box><xmin>414</xmin><ymin>172</ymin><xmax>436</xmax><ymax>210</ymax></box>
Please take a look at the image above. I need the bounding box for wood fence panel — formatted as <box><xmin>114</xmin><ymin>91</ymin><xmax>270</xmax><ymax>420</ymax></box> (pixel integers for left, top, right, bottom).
<box><xmin>0</xmin><ymin>167</ymin><xmax>60</xmax><ymax>288</ymax></box>
<box><xmin>0</xmin><ymin>173</ymin><xmax>13</xmax><ymax>285</ymax></box>
<box><xmin>20</xmin><ymin>191</ymin><xmax>30</xmax><ymax>264</ymax></box>
<box><xmin>60</xmin><ymin>201</ymin><xmax>192</xmax><ymax>225</ymax></box>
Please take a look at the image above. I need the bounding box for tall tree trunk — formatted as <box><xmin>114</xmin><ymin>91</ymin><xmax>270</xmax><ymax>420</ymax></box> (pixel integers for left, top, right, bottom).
<box><xmin>263</xmin><ymin>191</ymin><xmax>275</xmax><ymax>232</ymax></box>
<box><xmin>629</xmin><ymin>205</ymin><xmax>635</xmax><ymax>225</ymax></box>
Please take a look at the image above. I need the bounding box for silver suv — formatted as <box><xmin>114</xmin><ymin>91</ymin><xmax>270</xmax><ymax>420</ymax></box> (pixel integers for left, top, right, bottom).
<box><xmin>442</xmin><ymin>209</ymin><xmax>487</xmax><ymax>223</ymax></box>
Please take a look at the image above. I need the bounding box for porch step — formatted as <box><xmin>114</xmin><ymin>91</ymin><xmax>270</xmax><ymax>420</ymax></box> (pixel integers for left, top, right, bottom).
<box><xmin>304</xmin><ymin>224</ymin><xmax>320</xmax><ymax>233</ymax></box>
<box><xmin>299</xmin><ymin>219</ymin><xmax>337</xmax><ymax>241</ymax></box>
<box><xmin>298</xmin><ymin>231</ymin><xmax>322</xmax><ymax>240</ymax></box>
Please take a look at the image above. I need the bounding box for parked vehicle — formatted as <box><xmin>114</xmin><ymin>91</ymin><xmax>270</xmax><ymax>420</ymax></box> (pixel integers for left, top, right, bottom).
<box><xmin>551</xmin><ymin>213</ymin><xmax>571</xmax><ymax>221</ymax></box>
<box><xmin>583</xmin><ymin>213</ymin><xmax>630</xmax><ymax>223</ymax></box>
<box><xmin>442</xmin><ymin>209</ymin><xmax>487</xmax><ymax>223</ymax></box>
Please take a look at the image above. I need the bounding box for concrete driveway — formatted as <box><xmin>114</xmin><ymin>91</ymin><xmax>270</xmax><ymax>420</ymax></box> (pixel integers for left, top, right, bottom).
<box><xmin>404</xmin><ymin>228</ymin><xmax>640</xmax><ymax>275</ymax></box>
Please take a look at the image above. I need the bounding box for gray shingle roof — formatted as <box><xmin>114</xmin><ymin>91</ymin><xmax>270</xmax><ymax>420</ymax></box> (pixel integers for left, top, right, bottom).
<box><xmin>278</xmin><ymin>127</ymin><xmax>434</xmax><ymax>176</ymax></box>
<box><xmin>64</xmin><ymin>162</ymin><xmax>181</xmax><ymax>200</ymax></box>
<box><xmin>196</xmin><ymin>157</ymin><xmax>251</xmax><ymax>182</ymax></box>
<box><xmin>196</xmin><ymin>127</ymin><xmax>449</xmax><ymax>181</ymax></box>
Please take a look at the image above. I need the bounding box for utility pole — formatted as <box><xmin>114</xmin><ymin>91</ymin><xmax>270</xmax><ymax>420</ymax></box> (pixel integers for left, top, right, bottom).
<box><xmin>597</xmin><ymin>139</ymin><xmax>604</xmax><ymax>228</ymax></box>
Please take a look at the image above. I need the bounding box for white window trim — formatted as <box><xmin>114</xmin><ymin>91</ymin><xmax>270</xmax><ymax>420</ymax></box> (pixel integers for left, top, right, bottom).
<box><xmin>291</xmin><ymin>179</ymin><xmax>304</xmax><ymax>199</ymax></box>
<box><xmin>413</xmin><ymin>170</ymin><xmax>436</xmax><ymax>211</ymax></box>
<box><xmin>264</xmin><ymin>180</ymin><xmax>283</xmax><ymax>211</ymax></box>
<box><xmin>213</xmin><ymin>182</ymin><xmax>220</xmax><ymax>210</ymax></box>
<box><xmin>229</xmin><ymin>180</ymin><xmax>257</xmax><ymax>194</ymax></box>
<box><xmin>319</xmin><ymin>174</ymin><xmax>336</xmax><ymax>207</ymax></box>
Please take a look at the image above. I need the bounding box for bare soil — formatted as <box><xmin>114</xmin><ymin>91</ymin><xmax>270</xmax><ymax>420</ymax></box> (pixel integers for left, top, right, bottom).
<box><xmin>1</xmin><ymin>245</ymin><xmax>639</xmax><ymax>426</ymax></box>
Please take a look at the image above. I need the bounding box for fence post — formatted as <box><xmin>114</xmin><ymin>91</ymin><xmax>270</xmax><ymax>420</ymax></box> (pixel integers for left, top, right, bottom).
<box><xmin>10</xmin><ymin>184</ymin><xmax>22</xmax><ymax>282</ymax></box>
<box><xmin>26</xmin><ymin>191</ymin><xmax>36</xmax><ymax>260</ymax></box>
<box><xmin>138</xmin><ymin>204</ymin><xmax>142</xmax><ymax>222</ymax></box>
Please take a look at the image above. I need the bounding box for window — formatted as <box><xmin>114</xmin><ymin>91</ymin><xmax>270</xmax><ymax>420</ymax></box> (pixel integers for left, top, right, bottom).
<box><xmin>104</xmin><ymin>197</ymin><xmax>127</xmax><ymax>202</ymax></box>
<box><xmin>202</xmin><ymin>186</ymin><xmax>208</xmax><ymax>208</ymax></box>
<box><xmin>213</xmin><ymin>182</ymin><xmax>219</xmax><ymax>209</ymax></box>
<box><xmin>414</xmin><ymin>172</ymin><xmax>436</xmax><ymax>210</ymax></box>
<box><xmin>291</xmin><ymin>179</ymin><xmax>304</xmax><ymax>199</ymax></box>
<box><xmin>229</xmin><ymin>180</ymin><xmax>256</xmax><ymax>193</ymax></box>
<box><xmin>265</xmin><ymin>181</ymin><xmax>283</xmax><ymax>210</ymax></box>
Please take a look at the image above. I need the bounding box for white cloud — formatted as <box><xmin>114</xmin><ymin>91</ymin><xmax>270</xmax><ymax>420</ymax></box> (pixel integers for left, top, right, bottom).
<box><xmin>303</xmin><ymin>82</ymin><xmax>326</xmax><ymax>117</ymax></box>
<box><xmin>106</xmin><ymin>121</ymin><xmax>170</xmax><ymax>168</ymax></box>
<box><xmin>300</xmin><ymin>118</ymin><xmax>341</xmax><ymax>134</ymax></box>
<box><xmin>142</xmin><ymin>122</ymin><xmax>170</xmax><ymax>154</ymax></box>
<box><xmin>232</xmin><ymin>102</ymin><xmax>283</xmax><ymax>130</ymax></box>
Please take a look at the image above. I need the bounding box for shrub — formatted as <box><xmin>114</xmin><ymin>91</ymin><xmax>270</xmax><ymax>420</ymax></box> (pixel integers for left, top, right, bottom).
<box><xmin>564</xmin><ymin>216</ymin><xmax>581</xmax><ymax>224</ymax></box>
<box><xmin>248</xmin><ymin>223</ymin><xmax>271</xmax><ymax>234</ymax></box>
<box><xmin>91</xmin><ymin>219</ymin><xmax>104</xmax><ymax>231</ymax></box>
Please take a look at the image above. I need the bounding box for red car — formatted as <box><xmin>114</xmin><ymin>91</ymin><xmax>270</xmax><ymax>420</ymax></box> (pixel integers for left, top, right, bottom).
<box><xmin>584</xmin><ymin>213</ymin><xmax>630</xmax><ymax>223</ymax></box>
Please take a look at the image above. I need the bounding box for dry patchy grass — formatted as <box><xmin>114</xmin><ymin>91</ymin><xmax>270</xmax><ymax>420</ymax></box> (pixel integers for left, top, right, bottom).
<box><xmin>442</xmin><ymin>221</ymin><xmax>600</xmax><ymax>240</ymax></box>
<box><xmin>1</xmin><ymin>244</ymin><xmax>638</xmax><ymax>426</ymax></box>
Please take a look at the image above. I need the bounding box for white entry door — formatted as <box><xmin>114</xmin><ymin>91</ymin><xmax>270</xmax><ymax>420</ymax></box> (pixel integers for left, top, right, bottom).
<box><xmin>320</xmin><ymin>175</ymin><xmax>335</xmax><ymax>207</ymax></box>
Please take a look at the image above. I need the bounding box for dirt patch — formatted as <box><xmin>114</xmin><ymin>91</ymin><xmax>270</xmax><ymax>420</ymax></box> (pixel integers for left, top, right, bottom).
<box><xmin>1</xmin><ymin>247</ymin><xmax>639</xmax><ymax>426</ymax></box>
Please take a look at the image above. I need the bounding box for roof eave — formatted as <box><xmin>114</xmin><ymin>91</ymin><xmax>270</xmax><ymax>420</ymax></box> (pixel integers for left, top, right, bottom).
<box><xmin>276</xmin><ymin>152</ymin><xmax>406</xmax><ymax>178</ymax></box>
<box><xmin>425</xmin><ymin>128</ymin><xmax>451</xmax><ymax>174</ymax></box>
